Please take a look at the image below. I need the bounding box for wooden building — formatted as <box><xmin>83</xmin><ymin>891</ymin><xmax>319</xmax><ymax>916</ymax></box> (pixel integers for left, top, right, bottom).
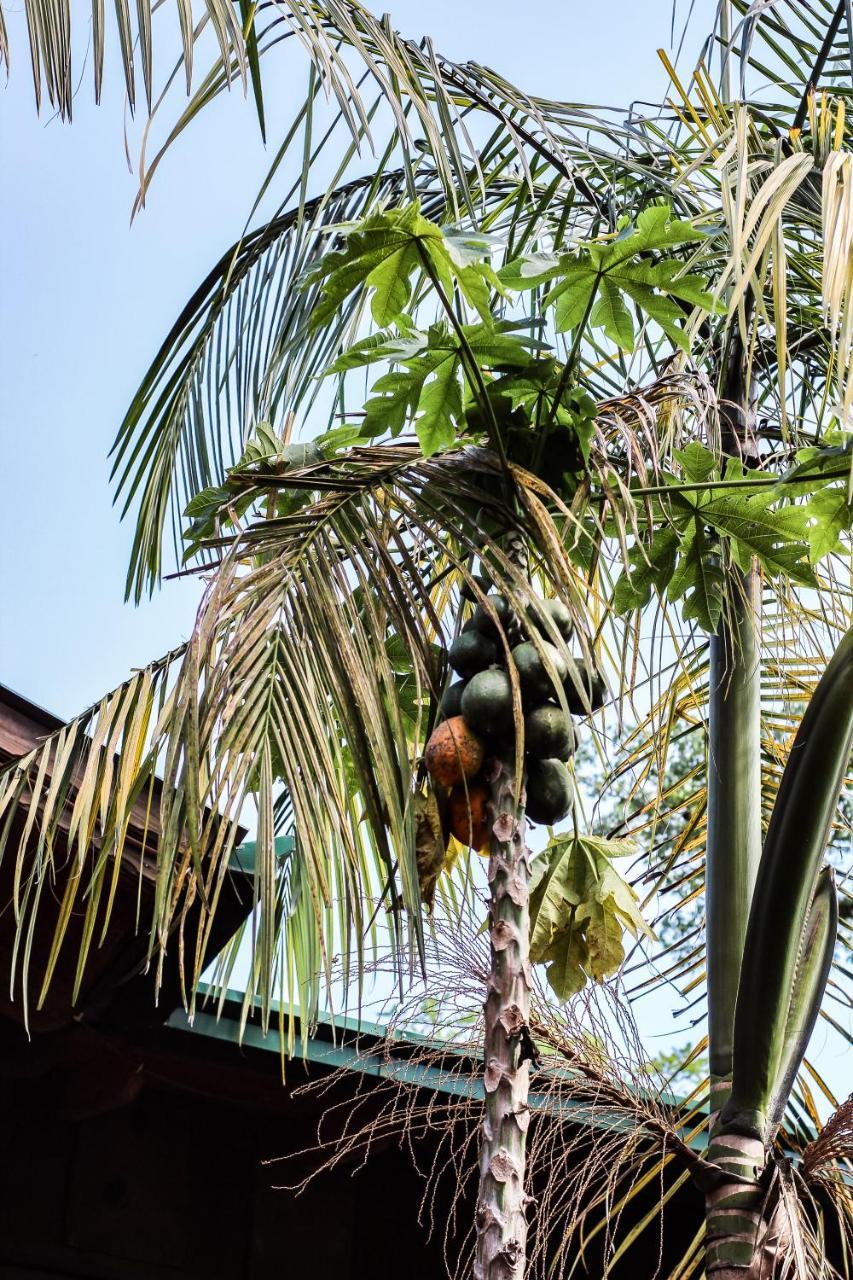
<box><xmin>0</xmin><ymin>685</ymin><xmax>707</xmax><ymax>1279</ymax></box>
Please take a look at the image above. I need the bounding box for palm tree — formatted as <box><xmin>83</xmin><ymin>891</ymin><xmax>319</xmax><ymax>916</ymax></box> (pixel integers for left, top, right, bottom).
<box><xmin>2</xmin><ymin>1</ymin><xmax>853</xmax><ymax>1276</ymax></box>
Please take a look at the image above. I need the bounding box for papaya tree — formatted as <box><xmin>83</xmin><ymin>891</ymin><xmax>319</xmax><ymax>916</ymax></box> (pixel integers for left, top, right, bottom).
<box><xmin>3</xmin><ymin>1</ymin><xmax>853</xmax><ymax>1278</ymax></box>
<box><xmin>0</xmin><ymin>194</ymin><xmax>718</xmax><ymax>1277</ymax></box>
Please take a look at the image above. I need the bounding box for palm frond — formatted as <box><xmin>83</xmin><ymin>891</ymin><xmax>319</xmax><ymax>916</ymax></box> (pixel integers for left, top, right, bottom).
<box><xmin>1</xmin><ymin>0</ymin><xmax>249</xmax><ymax>117</ymax></box>
<box><xmin>0</xmin><ymin>645</ymin><xmax>188</xmax><ymax>1024</ymax></box>
<box><xmin>0</xmin><ymin>439</ymin><xmax>616</xmax><ymax>1029</ymax></box>
<box><xmin>728</xmin><ymin>0</ymin><xmax>853</xmax><ymax>113</ymax></box>
<box><xmin>113</xmin><ymin>163</ymin><xmax>410</xmax><ymax>601</ymax></box>
<box><xmin>112</xmin><ymin>0</ymin><xmax>853</xmax><ymax>610</ymax></box>
<box><xmin>116</xmin><ymin>67</ymin><xmax>681</xmax><ymax>600</ymax></box>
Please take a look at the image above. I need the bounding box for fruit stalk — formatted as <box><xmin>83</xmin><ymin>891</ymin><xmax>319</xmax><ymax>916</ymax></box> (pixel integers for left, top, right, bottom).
<box><xmin>474</xmin><ymin>749</ymin><xmax>533</xmax><ymax>1280</ymax></box>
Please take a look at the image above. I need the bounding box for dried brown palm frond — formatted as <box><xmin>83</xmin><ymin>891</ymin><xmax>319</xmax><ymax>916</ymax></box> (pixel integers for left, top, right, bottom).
<box><xmin>802</xmin><ymin>1096</ymin><xmax>853</xmax><ymax>1174</ymax></box>
<box><xmin>791</xmin><ymin>1099</ymin><xmax>853</xmax><ymax>1276</ymax></box>
<box><xmin>268</xmin><ymin>907</ymin><xmax>712</xmax><ymax>1280</ymax></box>
<box><xmin>7</xmin><ymin>419</ymin><xmax>675</xmax><ymax>1033</ymax></box>
<box><xmin>795</xmin><ymin>1101</ymin><xmax>853</xmax><ymax>1279</ymax></box>
<box><xmin>746</xmin><ymin>1096</ymin><xmax>853</xmax><ymax>1280</ymax></box>
<box><xmin>265</xmin><ymin>892</ymin><xmax>852</xmax><ymax>1278</ymax></box>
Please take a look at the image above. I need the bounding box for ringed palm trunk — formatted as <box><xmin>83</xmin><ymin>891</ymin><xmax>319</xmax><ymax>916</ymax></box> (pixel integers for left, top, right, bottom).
<box><xmin>709</xmin><ymin>630</ymin><xmax>853</xmax><ymax>1277</ymax></box>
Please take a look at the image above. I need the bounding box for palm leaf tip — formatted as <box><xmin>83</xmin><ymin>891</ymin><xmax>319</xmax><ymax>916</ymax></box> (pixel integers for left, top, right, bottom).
<box><xmin>3</xmin><ymin>0</ymin><xmax>250</xmax><ymax>119</ymax></box>
<box><xmin>727</xmin><ymin>625</ymin><xmax>853</xmax><ymax>1140</ymax></box>
<box><xmin>764</xmin><ymin>865</ymin><xmax>838</xmax><ymax>1144</ymax></box>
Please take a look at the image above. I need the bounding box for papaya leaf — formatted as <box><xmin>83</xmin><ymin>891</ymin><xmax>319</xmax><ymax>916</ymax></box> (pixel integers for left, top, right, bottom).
<box><xmin>327</xmin><ymin>328</ymin><xmax>429</xmax><ymax>373</ymax></box>
<box><xmin>497</xmin><ymin>251</ymin><xmax>562</xmax><ymax>290</ymax></box>
<box><xmin>306</xmin><ymin>204</ymin><xmax>438</xmax><ymax>329</ymax></box>
<box><xmin>590</xmin><ymin>277</ymin><xmax>636</xmax><ymax>350</ymax></box>
<box><xmin>632</xmin><ymin>459</ymin><xmax>819</xmax><ymax>630</ymax></box>
<box><xmin>666</xmin><ymin>521</ymin><xmax>726</xmax><ymax>633</ymax></box>
<box><xmin>353</xmin><ymin>323</ymin><xmax>536</xmax><ymax>452</ymax></box>
<box><xmin>673</xmin><ymin>441</ymin><xmax>720</xmax><ymax>484</ymax></box>
<box><xmin>306</xmin><ymin>202</ymin><xmax>503</xmax><ymax>331</ymax></box>
<box><xmin>415</xmin><ymin>788</ymin><xmax>446</xmax><ymax>913</ymax></box>
<box><xmin>502</xmin><ymin>202</ymin><xmax>718</xmax><ymax>352</ymax></box>
<box><xmin>583</xmin><ymin>900</ymin><xmax>630</xmax><ymax>982</ymax></box>
<box><xmin>781</xmin><ymin>436</ymin><xmax>852</xmax><ymax>483</ymax></box>
<box><xmin>463</xmin><ymin>323</ymin><xmax>540</xmax><ymax>368</ymax></box>
<box><xmin>804</xmin><ymin>486</ymin><xmax>853</xmax><ymax>562</ymax></box>
<box><xmin>529</xmin><ymin>833</ymin><xmax>653</xmax><ymax>1002</ymax></box>
<box><xmin>549</xmin><ymin>261</ymin><xmax>602</xmax><ymax>333</ymax></box>
<box><xmin>613</xmin><ymin>525</ymin><xmax>681</xmax><ymax>613</ymax></box>
<box><xmin>415</xmin><ymin>352</ymin><xmax>462</xmax><ymax>455</ymax></box>
<box><xmin>232</xmin><ymin>419</ymin><xmax>288</xmax><ymax>468</ymax></box>
<box><xmin>700</xmin><ymin>493</ymin><xmax>815</xmax><ymax>585</ymax></box>
<box><xmin>539</xmin><ymin>927</ymin><xmax>590</xmax><ymax>1001</ymax></box>
<box><xmin>361</xmin><ymin>370</ymin><xmax>422</xmax><ymax>438</ymax></box>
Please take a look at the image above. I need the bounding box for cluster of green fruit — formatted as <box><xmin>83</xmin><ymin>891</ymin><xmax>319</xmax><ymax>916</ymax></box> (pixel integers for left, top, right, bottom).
<box><xmin>426</xmin><ymin>594</ymin><xmax>605</xmax><ymax>834</ymax></box>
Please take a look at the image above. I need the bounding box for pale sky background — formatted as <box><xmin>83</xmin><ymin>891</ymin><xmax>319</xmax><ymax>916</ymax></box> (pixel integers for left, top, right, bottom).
<box><xmin>1</xmin><ymin>1</ymin><xmax>849</xmax><ymax>1099</ymax></box>
<box><xmin>1</xmin><ymin>0</ymin><xmax>700</xmax><ymax>717</ymax></box>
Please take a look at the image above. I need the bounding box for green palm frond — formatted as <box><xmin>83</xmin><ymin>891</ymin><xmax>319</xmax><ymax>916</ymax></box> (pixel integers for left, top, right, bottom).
<box><xmin>111</xmin><ymin>2</ymin><xmax>853</xmax><ymax>611</ymax></box>
<box><xmin>114</xmin><ymin>164</ymin><xmax>410</xmax><ymax>602</ymax></box>
<box><xmin>728</xmin><ymin>0</ymin><xmax>853</xmax><ymax>111</ymax></box>
<box><xmin>2</xmin><ymin>0</ymin><xmax>250</xmax><ymax>117</ymax></box>
<box><xmin>0</xmin><ymin>439</ymin><xmax>612</xmax><ymax>1029</ymax></box>
<box><xmin>115</xmin><ymin>162</ymin><xmax>705</xmax><ymax>600</ymax></box>
<box><xmin>603</xmin><ymin>585</ymin><xmax>853</xmax><ymax>1121</ymax></box>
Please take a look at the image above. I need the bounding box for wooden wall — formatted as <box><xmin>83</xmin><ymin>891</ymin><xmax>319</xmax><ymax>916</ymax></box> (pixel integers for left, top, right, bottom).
<box><xmin>0</xmin><ymin>1064</ymin><xmax>455</xmax><ymax>1279</ymax></box>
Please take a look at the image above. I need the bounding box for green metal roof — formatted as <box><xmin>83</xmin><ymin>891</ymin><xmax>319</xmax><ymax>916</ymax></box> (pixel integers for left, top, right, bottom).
<box><xmin>170</xmin><ymin>838</ymin><xmax>709</xmax><ymax>1147</ymax></box>
<box><xmin>167</xmin><ymin>1003</ymin><xmax>480</xmax><ymax>1099</ymax></box>
<box><xmin>166</xmin><ymin>984</ymin><xmax>708</xmax><ymax>1147</ymax></box>
<box><xmin>228</xmin><ymin>835</ymin><xmax>296</xmax><ymax>876</ymax></box>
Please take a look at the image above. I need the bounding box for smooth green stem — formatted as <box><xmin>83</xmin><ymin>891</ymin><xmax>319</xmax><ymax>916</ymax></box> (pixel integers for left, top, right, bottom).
<box><xmin>719</xmin><ymin>0</ymin><xmax>732</xmax><ymax>102</ymax></box>
<box><xmin>542</xmin><ymin>275</ymin><xmax>602</xmax><ymax>435</ymax></box>
<box><xmin>726</xmin><ymin>624</ymin><xmax>853</xmax><ymax>1137</ymax></box>
<box><xmin>706</xmin><ymin>568</ymin><xmax>763</xmax><ymax>1095</ymax></box>
<box><xmin>415</xmin><ymin>244</ymin><xmax>510</xmax><ymax>472</ymax></box>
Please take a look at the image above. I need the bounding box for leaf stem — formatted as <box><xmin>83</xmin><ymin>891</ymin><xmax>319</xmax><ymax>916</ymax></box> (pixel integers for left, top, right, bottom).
<box><xmin>629</xmin><ymin>467</ymin><xmax>851</xmax><ymax>499</ymax></box>
<box><xmin>543</xmin><ymin>273</ymin><xmax>602</xmax><ymax>432</ymax></box>
<box><xmin>415</xmin><ymin>243</ymin><xmax>512</xmax><ymax>475</ymax></box>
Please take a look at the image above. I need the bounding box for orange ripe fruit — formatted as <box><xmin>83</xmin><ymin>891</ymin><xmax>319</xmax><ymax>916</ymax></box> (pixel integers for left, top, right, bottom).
<box><xmin>424</xmin><ymin>716</ymin><xmax>485</xmax><ymax>788</ymax></box>
<box><xmin>447</xmin><ymin>781</ymin><xmax>491</xmax><ymax>852</ymax></box>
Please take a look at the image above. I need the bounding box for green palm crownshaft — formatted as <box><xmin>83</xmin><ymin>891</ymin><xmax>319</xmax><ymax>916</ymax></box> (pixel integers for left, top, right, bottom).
<box><xmin>706</xmin><ymin>571</ymin><xmax>763</xmax><ymax>1103</ymax></box>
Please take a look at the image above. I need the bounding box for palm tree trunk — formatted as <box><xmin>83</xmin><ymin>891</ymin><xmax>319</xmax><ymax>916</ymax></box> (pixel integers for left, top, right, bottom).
<box><xmin>704</xmin><ymin>1134</ymin><xmax>767</xmax><ymax>1277</ymax></box>
<box><xmin>704</xmin><ymin>571</ymin><xmax>767</xmax><ymax>1277</ymax></box>
<box><xmin>474</xmin><ymin>750</ymin><xmax>532</xmax><ymax>1280</ymax></box>
<box><xmin>704</xmin><ymin>336</ymin><xmax>766</xmax><ymax>1276</ymax></box>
